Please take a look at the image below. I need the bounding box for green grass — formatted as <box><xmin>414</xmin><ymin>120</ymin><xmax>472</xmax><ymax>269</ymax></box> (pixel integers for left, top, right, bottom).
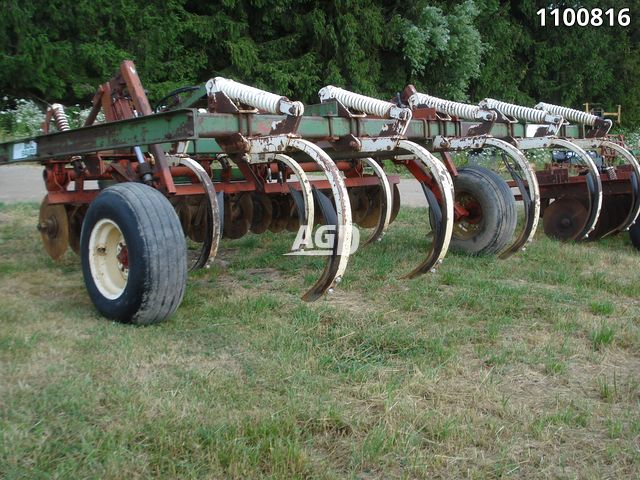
<box><xmin>590</xmin><ymin>321</ymin><xmax>616</xmax><ymax>350</ymax></box>
<box><xmin>1</xmin><ymin>203</ymin><xmax>640</xmax><ymax>478</ymax></box>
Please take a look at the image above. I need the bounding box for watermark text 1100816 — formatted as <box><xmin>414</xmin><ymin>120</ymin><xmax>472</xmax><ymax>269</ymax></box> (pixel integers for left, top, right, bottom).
<box><xmin>537</xmin><ymin>8</ymin><xmax>630</xmax><ymax>27</ymax></box>
<box><xmin>285</xmin><ymin>225</ymin><xmax>360</xmax><ymax>256</ymax></box>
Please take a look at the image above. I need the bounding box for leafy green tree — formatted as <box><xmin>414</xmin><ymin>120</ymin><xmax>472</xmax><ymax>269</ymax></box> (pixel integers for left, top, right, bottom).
<box><xmin>1</xmin><ymin>0</ymin><xmax>639</xmax><ymax>125</ymax></box>
<box><xmin>0</xmin><ymin>0</ymin><xmax>486</xmax><ymax>106</ymax></box>
<box><xmin>385</xmin><ymin>0</ymin><xmax>484</xmax><ymax>100</ymax></box>
<box><xmin>0</xmin><ymin>0</ymin><xmax>212</xmax><ymax>101</ymax></box>
<box><xmin>470</xmin><ymin>0</ymin><xmax>640</xmax><ymax>124</ymax></box>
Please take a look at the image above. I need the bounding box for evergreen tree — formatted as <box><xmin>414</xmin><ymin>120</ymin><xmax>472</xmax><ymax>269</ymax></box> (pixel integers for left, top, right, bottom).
<box><xmin>1</xmin><ymin>0</ymin><xmax>639</xmax><ymax>124</ymax></box>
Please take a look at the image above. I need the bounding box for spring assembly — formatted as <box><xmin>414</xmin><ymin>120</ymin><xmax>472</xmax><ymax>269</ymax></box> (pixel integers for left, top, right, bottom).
<box><xmin>319</xmin><ymin>85</ymin><xmax>411</xmax><ymax>120</ymax></box>
<box><xmin>49</xmin><ymin>103</ymin><xmax>84</xmax><ymax>166</ymax></box>
<box><xmin>480</xmin><ymin>98</ymin><xmax>563</xmax><ymax>126</ymax></box>
<box><xmin>205</xmin><ymin>77</ymin><xmax>304</xmax><ymax>116</ymax></box>
<box><xmin>603</xmin><ymin>165</ymin><xmax>617</xmax><ymax>180</ymax></box>
<box><xmin>535</xmin><ymin>102</ymin><xmax>598</xmax><ymax>126</ymax></box>
<box><xmin>50</xmin><ymin>103</ymin><xmax>70</xmax><ymax>131</ymax></box>
<box><xmin>408</xmin><ymin>92</ymin><xmax>481</xmax><ymax>120</ymax></box>
<box><xmin>480</xmin><ymin>98</ymin><xmax>555</xmax><ymax>124</ymax></box>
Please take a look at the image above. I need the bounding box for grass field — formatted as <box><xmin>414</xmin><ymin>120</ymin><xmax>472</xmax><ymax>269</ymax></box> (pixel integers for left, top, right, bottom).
<box><xmin>1</xmin><ymin>201</ymin><xmax>639</xmax><ymax>479</ymax></box>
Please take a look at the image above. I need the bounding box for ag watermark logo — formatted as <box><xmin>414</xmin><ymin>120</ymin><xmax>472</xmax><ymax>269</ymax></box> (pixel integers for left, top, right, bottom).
<box><xmin>284</xmin><ymin>225</ymin><xmax>360</xmax><ymax>256</ymax></box>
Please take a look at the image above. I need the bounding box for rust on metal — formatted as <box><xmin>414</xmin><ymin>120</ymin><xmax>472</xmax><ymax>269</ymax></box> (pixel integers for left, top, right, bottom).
<box><xmin>3</xmin><ymin>58</ymin><xmax>638</xmax><ymax>322</ymax></box>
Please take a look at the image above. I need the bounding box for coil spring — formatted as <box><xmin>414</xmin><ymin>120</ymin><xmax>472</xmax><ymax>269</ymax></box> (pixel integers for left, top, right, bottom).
<box><xmin>408</xmin><ymin>92</ymin><xmax>480</xmax><ymax>119</ymax></box>
<box><xmin>50</xmin><ymin>103</ymin><xmax>70</xmax><ymax>131</ymax></box>
<box><xmin>481</xmin><ymin>98</ymin><xmax>548</xmax><ymax>123</ymax></box>
<box><xmin>535</xmin><ymin>102</ymin><xmax>597</xmax><ymax>126</ymax></box>
<box><xmin>319</xmin><ymin>85</ymin><xmax>392</xmax><ymax>118</ymax></box>
<box><xmin>207</xmin><ymin>77</ymin><xmax>300</xmax><ymax>115</ymax></box>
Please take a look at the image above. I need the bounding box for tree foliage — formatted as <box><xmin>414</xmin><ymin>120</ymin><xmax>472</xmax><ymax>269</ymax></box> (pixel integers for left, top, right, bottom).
<box><xmin>1</xmin><ymin>0</ymin><xmax>639</xmax><ymax>124</ymax></box>
<box><xmin>470</xmin><ymin>0</ymin><xmax>640</xmax><ymax>123</ymax></box>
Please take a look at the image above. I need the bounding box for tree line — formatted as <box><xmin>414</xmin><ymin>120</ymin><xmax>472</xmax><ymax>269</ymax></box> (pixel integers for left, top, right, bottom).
<box><xmin>2</xmin><ymin>0</ymin><xmax>639</xmax><ymax>124</ymax></box>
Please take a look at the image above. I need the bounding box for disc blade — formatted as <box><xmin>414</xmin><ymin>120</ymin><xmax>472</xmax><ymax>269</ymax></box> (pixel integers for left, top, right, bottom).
<box><xmin>390</xmin><ymin>183</ymin><xmax>401</xmax><ymax>224</ymax></box>
<box><xmin>67</xmin><ymin>205</ymin><xmax>87</xmax><ymax>255</ymax></box>
<box><xmin>312</xmin><ymin>188</ymin><xmax>337</xmax><ymax>226</ymax></box>
<box><xmin>359</xmin><ymin>186</ymin><xmax>382</xmax><ymax>228</ymax></box>
<box><xmin>187</xmin><ymin>197</ymin><xmax>208</xmax><ymax>243</ymax></box>
<box><xmin>269</xmin><ymin>194</ymin><xmax>291</xmax><ymax>233</ymax></box>
<box><xmin>224</xmin><ymin>193</ymin><xmax>253</xmax><ymax>239</ymax></box>
<box><xmin>543</xmin><ymin>198</ymin><xmax>588</xmax><ymax>241</ymax></box>
<box><xmin>250</xmin><ymin>193</ymin><xmax>273</xmax><ymax>234</ymax></box>
<box><xmin>348</xmin><ymin>187</ymin><xmax>370</xmax><ymax>225</ymax></box>
<box><xmin>38</xmin><ymin>195</ymin><xmax>69</xmax><ymax>260</ymax></box>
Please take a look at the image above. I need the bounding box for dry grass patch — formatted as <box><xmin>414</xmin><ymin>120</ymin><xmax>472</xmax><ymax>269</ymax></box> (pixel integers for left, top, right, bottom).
<box><xmin>1</xmin><ymin>203</ymin><xmax>639</xmax><ymax>478</ymax></box>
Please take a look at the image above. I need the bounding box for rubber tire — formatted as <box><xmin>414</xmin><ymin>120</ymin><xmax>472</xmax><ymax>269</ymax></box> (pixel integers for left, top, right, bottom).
<box><xmin>629</xmin><ymin>221</ymin><xmax>640</xmax><ymax>250</ymax></box>
<box><xmin>80</xmin><ymin>183</ymin><xmax>187</xmax><ymax>325</ymax></box>
<box><xmin>451</xmin><ymin>166</ymin><xmax>517</xmax><ymax>255</ymax></box>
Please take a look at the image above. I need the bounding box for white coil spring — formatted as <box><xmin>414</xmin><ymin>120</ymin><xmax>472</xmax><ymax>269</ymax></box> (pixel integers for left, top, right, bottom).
<box><xmin>206</xmin><ymin>77</ymin><xmax>303</xmax><ymax>115</ymax></box>
<box><xmin>319</xmin><ymin>85</ymin><xmax>392</xmax><ymax>118</ymax></box>
<box><xmin>535</xmin><ymin>102</ymin><xmax>597</xmax><ymax>126</ymax></box>
<box><xmin>481</xmin><ymin>98</ymin><xmax>548</xmax><ymax>123</ymax></box>
<box><xmin>408</xmin><ymin>92</ymin><xmax>480</xmax><ymax>119</ymax></box>
<box><xmin>50</xmin><ymin>103</ymin><xmax>70</xmax><ymax>131</ymax></box>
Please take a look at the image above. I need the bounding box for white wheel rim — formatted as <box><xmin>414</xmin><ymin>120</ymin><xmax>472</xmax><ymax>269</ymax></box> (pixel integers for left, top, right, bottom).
<box><xmin>89</xmin><ymin>219</ymin><xmax>128</xmax><ymax>300</ymax></box>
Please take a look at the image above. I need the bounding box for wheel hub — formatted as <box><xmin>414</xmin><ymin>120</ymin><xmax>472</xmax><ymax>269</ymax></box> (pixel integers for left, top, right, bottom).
<box><xmin>453</xmin><ymin>191</ymin><xmax>483</xmax><ymax>239</ymax></box>
<box><xmin>89</xmin><ymin>219</ymin><xmax>128</xmax><ymax>299</ymax></box>
<box><xmin>116</xmin><ymin>242</ymin><xmax>129</xmax><ymax>271</ymax></box>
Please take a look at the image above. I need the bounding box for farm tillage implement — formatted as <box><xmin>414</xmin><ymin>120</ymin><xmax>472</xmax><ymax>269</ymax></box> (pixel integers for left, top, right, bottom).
<box><xmin>398</xmin><ymin>88</ymin><xmax>640</xmax><ymax>243</ymax></box>
<box><xmin>1</xmin><ymin>61</ymin><xmax>638</xmax><ymax>324</ymax></box>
